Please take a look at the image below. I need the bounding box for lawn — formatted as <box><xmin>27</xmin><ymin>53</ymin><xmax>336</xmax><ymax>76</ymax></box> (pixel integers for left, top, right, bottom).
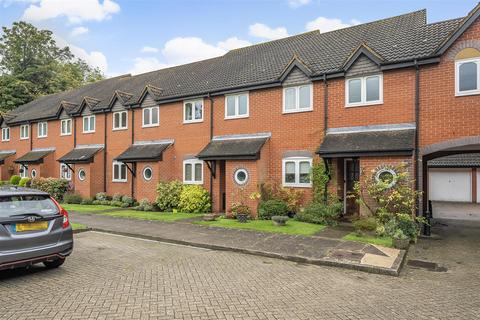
<box><xmin>196</xmin><ymin>218</ymin><xmax>325</xmax><ymax>236</ymax></box>
<box><xmin>62</xmin><ymin>204</ymin><xmax>117</xmax><ymax>212</ymax></box>
<box><xmin>77</xmin><ymin>209</ymin><xmax>199</xmax><ymax>222</ymax></box>
<box><xmin>343</xmin><ymin>233</ymin><xmax>393</xmax><ymax>248</ymax></box>
<box><xmin>71</xmin><ymin>223</ymin><xmax>87</xmax><ymax>230</ymax></box>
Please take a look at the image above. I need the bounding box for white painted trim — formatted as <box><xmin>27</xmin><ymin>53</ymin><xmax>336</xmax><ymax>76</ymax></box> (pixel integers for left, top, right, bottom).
<box><xmin>183</xmin><ymin>159</ymin><xmax>203</xmax><ymax>184</ymax></box>
<box><xmin>183</xmin><ymin>99</ymin><xmax>204</xmax><ymax>124</ymax></box>
<box><xmin>327</xmin><ymin>123</ymin><xmax>415</xmax><ymax>135</ymax></box>
<box><xmin>212</xmin><ymin>132</ymin><xmax>272</xmax><ymax>141</ymax></box>
<box><xmin>224</xmin><ymin>92</ymin><xmax>249</xmax><ymax>119</ymax></box>
<box><xmin>234</xmin><ymin>168</ymin><xmax>249</xmax><ymax>185</ymax></box>
<box><xmin>142</xmin><ymin>166</ymin><xmax>153</xmax><ymax>181</ymax></box>
<box><xmin>1</xmin><ymin>127</ymin><xmax>10</xmax><ymax>141</ymax></box>
<box><xmin>112</xmin><ymin>161</ymin><xmax>128</xmax><ymax>182</ymax></box>
<box><xmin>60</xmin><ymin>119</ymin><xmax>72</xmax><ymax>136</ymax></box>
<box><xmin>37</xmin><ymin>122</ymin><xmax>48</xmax><ymax>138</ymax></box>
<box><xmin>78</xmin><ymin>168</ymin><xmax>86</xmax><ymax>181</ymax></box>
<box><xmin>20</xmin><ymin>124</ymin><xmax>29</xmax><ymax>140</ymax></box>
<box><xmin>455</xmin><ymin>57</ymin><xmax>480</xmax><ymax>96</ymax></box>
<box><xmin>82</xmin><ymin>115</ymin><xmax>96</xmax><ymax>133</ymax></box>
<box><xmin>113</xmin><ymin>110</ymin><xmax>128</xmax><ymax>131</ymax></box>
<box><xmin>282</xmin><ymin>156</ymin><xmax>312</xmax><ymax>188</ymax></box>
<box><xmin>345</xmin><ymin>74</ymin><xmax>383</xmax><ymax>107</ymax></box>
<box><xmin>60</xmin><ymin>163</ymin><xmax>72</xmax><ymax>181</ymax></box>
<box><xmin>282</xmin><ymin>84</ymin><xmax>313</xmax><ymax>114</ymax></box>
<box><xmin>142</xmin><ymin>106</ymin><xmax>160</xmax><ymax>128</ymax></box>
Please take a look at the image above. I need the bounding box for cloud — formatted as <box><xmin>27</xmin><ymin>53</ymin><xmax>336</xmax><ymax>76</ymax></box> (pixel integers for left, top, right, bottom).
<box><xmin>287</xmin><ymin>0</ymin><xmax>311</xmax><ymax>8</ymax></box>
<box><xmin>54</xmin><ymin>35</ymin><xmax>108</xmax><ymax>73</ymax></box>
<box><xmin>0</xmin><ymin>0</ymin><xmax>39</xmax><ymax>7</ymax></box>
<box><xmin>129</xmin><ymin>57</ymin><xmax>169</xmax><ymax>75</ymax></box>
<box><xmin>249</xmin><ymin>23</ymin><xmax>289</xmax><ymax>40</ymax></box>
<box><xmin>141</xmin><ymin>46</ymin><xmax>159</xmax><ymax>53</ymax></box>
<box><xmin>70</xmin><ymin>26</ymin><xmax>89</xmax><ymax>37</ymax></box>
<box><xmin>22</xmin><ymin>0</ymin><xmax>120</xmax><ymax>24</ymax></box>
<box><xmin>217</xmin><ymin>37</ymin><xmax>251</xmax><ymax>50</ymax></box>
<box><xmin>306</xmin><ymin>17</ymin><xmax>360</xmax><ymax>33</ymax></box>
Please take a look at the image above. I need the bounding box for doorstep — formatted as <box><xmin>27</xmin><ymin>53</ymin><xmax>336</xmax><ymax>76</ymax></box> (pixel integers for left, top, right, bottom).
<box><xmin>70</xmin><ymin>212</ymin><xmax>406</xmax><ymax>276</ymax></box>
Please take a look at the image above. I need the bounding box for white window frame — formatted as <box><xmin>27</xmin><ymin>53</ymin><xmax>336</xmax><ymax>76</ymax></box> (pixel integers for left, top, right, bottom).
<box><xmin>31</xmin><ymin>169</ymin><xmax>37</xmax><ymax>179</ymax></box>
<box><xmin>20</xmin><ymin>124</ymin><xmax>29</xmax><ymax>140</ymax></box>
<box><xmin>113</xmin><ymin>111</ymin><xmax>128</xmax><ymax>130</ymax></box>
<box><xmin>142</xmin><ymin>166</ymin><xmax>153</xmax><ymax>181</ymax></box>
<box><xmin>19</xmin><ymin>165</ymin><xmax>28</xmax><ymax>178</ymax></box>
<box><xmin>2</xmin><ymin>127</ymin><xmax>10</xmax><ymax>141</ymax></box>
<box><xmin>183</xmin><ymin>159</ymin><xmax>203</xmax><ymax>184</ymax></box>
<box><xmin>455</xmin><ymin>57</ymin><xmax>480</xmax><ymax>96</ymax></box>
<box><xmin>78</xmin><ymin>168</ymin><xmax>86</xmax><ymax>181</ymax></box>
<box><xmin>345</xmin><ymin>74</ymin><xmax>383</xmax><ymax>107</ymax></box>
<box><xmin>37</xmin><ymin>122</ymin><xmax>48</xmax><ymax>138</ymax></box>
<box><xmin>60</xmin><ymin>119</ymin><xmax>72</xmax><ymax>136</ymax></box>
<box><xmin>112</xmin><ymin>161</ymin><xmax>127</xmax><ymax>182</ymax></box>
<box><xmin>282</xmin><ymin>84</ymin><xmax>313</xmax><ymax>114</ymax></box>
<box><xmin>225</xmin><ymin>92</ymin><xmax>249</xmax><ymax>119</ymax></box>
<box><xmin>282</xmin><ymin>157</ymin><xmax>313</xmax><ymax>188</ymax></box>
<box><xmin>60</xmin><ymin>163</ymin><xmax>72</xmax><ymax>181</ymax></box>
<box><xmin>183</xmin><ymin>99</ymin><xmax>204</xmax><ymax>124</ymax></box>
<box><xmin>142</xmin><ymin>106</ymin><xmax>159</xmax><ymax>128</ymax></box>
<box><xmin>234</xmin><ymin>168</ymin><xmax>249</xmax><ymax>185</ymax></box>
<box><xmin>83</xmin><ymin>115</ymin><xmax>96</xmax><ymax>133</ymax></box>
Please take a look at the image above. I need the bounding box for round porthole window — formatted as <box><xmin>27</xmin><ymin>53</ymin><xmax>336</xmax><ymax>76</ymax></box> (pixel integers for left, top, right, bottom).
<box><xmin>143</xmin><ymin>166</ymin><xmax>153</xmax><ymax>181</ymax></box>
<box><xmin>31</xmin><ymin>169</ymin><xmax>37</xmax><ymax>179</ymax></box>
<box><xmin>78</xmin><ymin>169</ymin><xmax>86</xmax><ymax>181</ymax></box>
<box><xmin>375</xmin><ymin>168</ymin><xmax>397</xmax><ymax>188</ymax></box>
<box><xmin>234</xmin><ymin>168</ymin><xmax>248</xmax><ymax>185</ymax></box>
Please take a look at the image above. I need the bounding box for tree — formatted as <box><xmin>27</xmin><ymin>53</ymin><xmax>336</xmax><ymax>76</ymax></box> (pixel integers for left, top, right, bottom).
<box><xmin>0</xmin><ymin>21</ymin><xmax>104</xmax><ymax>112</ymax></box>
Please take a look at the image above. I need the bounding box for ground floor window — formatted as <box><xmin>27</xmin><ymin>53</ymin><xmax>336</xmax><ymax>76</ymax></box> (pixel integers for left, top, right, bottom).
<box><xmin>78</xmin><ymin>169</ymin><xmax>86</xmax><ymax>181</ymax></box>
<box><xmin>31</xmin><ymin>169</ymin><xmax>37</xmax><ymax>179</ymax></box>
<box><xmin>113</xmin><ymin>161</ymin><xmax>127</xmax><ymax>182</ymax></box>
<box><xmin>282</xmin><ymin>157</ymin><xmax>312</xmax><ymax>187</ymax></box>
<box><xmin>19</xmin><ymin>165</ymin><xmax>28</xmax><ymax>178</ymax></box>
<box><xmin>183</xmin><ymin>159</ymin><xmax>203</xmax><ymax>184</ymax></box>
<box><xmin>60</xmin><ymin>163</ymin><xmax>72</xmax><ymax>180</ymax></box>
<box><xmin>234</xmin><ymin>168</ymin><xmax>249</xmax><ymax>185</ymax></box>
<box><xmin>143</xmin><ymin>166</ymin><xmax>153</xmax><ymax>181</ymax></box>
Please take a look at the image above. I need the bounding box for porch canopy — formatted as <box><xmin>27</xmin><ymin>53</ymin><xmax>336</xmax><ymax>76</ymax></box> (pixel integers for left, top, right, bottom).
<box><xmin>58</xmin><ymin>146</ymin><xmax>103</xmax><ymax>164</ymax></box>
<box><xmin>317</xmin><ymin>129</ymin><xmax>415</xmax><ymax>158</ymax></box>
<box><xmin>0</xmin><ymin>151</ymin><xmax>15</xmax><ymax>165</ymax></box>
<box><xmin>115</xmin><ymin>140</ymin><xmax>173</xmax><ymax>163</ymax></box>
<box><xmin>15</xmin><ymin>149</ymin><xmax>54</xmax><ymax>165</ymax></box>
<box><xmin>197</xmin><ymin>133</ymin><xmax>270</xmax><ymax>161</ymax></box>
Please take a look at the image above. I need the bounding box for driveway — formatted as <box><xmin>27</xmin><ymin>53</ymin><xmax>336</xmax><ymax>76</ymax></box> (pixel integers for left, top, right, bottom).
<box><xmin>0</xmin><ymin>227</ymin><xmax>479</xmax><ymax>320</ymax></box>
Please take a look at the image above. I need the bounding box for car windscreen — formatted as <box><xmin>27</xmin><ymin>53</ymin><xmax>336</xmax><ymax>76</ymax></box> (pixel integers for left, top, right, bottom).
<box><xmin>0</xmin><ymin>195</ymin><xmax>59</xmax><ymax>218</ymax></box>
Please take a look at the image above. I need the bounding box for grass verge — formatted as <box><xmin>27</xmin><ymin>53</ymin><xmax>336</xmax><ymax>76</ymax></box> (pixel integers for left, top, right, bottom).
<box><xmin>76</xmin><ymin>209</ymin><xmax>199</xmax><ymax>222</ymax></box>
<box><xmin>62</xmin><ymin>204</ymin><xmax>117</xmax><ymax>212</ymax></box>
<box><xmin>342</xmin><ymin>232</ymin><xmax>393</xmax><ymax>248</ymax></box>
<box><xmin>71</xmin><ymin>223</ymin><xmax>87</xmax><ymax>230</ymax></box>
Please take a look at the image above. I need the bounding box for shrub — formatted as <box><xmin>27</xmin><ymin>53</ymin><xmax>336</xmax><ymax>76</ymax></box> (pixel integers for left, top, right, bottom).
<box><xmin>95</xmin><ymin>192</ymin><xmax>108</xmax><ymax>201</ymax></box>
<box><xmin>81</xmin><ymin>198</ymin><xmax>93</xmax><ymax>205</ymax></box>
<box><xmin>112</xmin><ymin>193</ymin><xmax>123</xmax><ymax>202</ymax></box>
<box><xmin>121</xmin><ymin>195</ymin><xmax>134</xmax><ymax>207</ymax></box>
<box><xmin>353</xmin><ymin>217</ymin><xmax>377</xmax><ymax>234</ymax></box>
<box><xmin>63</xmin><ymin>193</ymin><xmax>83</xmax><ymax>204</ymax></box>
<box><xmin>9</xmin><ymin>175</ymin><xmax>21</xmax><ymax>185</ymax></box>
<box><xmin>231</xmin><ymin>203</ymin><xmax>251</xmax><ymax>216</ymax></box>
<box><xmin>385</xmin><ymin>213</ymin><xmax>423</xmax><ymax>242</ymax></box>
<box><xmin>259</xmin><ymin>182</ymin><xmax>304</xmax><ymax>213</ymax></box>
<box><xmin>156</xmin><ymin>180</ymin><xmax>183</xmax><ymax>211</ymax></box>
<box><xmin>18</xmin><ymin>177</ymin><xmax>31</xmax><ymax>187</ymax></box>
<box><xmin>110</xmin><ymin>200</ymin><xmax>124</xmax><ymax>207</ymax></box>
<box><xmin>258</xmin><ymin>199</ymin><xmax>289</xmax><ymax>220</ymax></box>
<box><xmin>138</xmin><ymin>198</ymin><xmax>154</xmax><ymax>212</ymax></box>
<box><xmin>100</xmin><ymin>200</ymin><xmax>111</xmax><ymax>206</ymax></box>
<box><xmin>178</xmin><ymin>185</ymin><xmax>211</xmax><ymax>213</ymax></box>
<box><xmin>31</xmin><ymin>178</ymin><xmax>70</xmax><ymax>201</ymax></box>
<box><xmin>295</xmin><ymin>201</ymin><xmax>342</xmax><ymax>226</ymax></box>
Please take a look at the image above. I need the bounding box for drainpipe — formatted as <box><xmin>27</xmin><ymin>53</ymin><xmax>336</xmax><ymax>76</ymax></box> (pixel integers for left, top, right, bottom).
<box><xmin>208</xmin><ymin>93</ymin><xmax>214</xmax><ymax>211</ymax></box>
<box><xmin>322</xmin><ymin>74</ymin><xmax>331</xmax><ymax>203</ymax></box>
<box><xmin>131</xmin><ymin>108</ymin><xmax>135</xmax><ymax>199</ymax></box>
<box><xmin>29</xmin><ymin>121</ymin><xmax>33</xmax><ymax>151</ymax></box>
<box><xmin>103</xmin><ymin>112</ymin><xmax>107</xmax><ymax>193</ymax></box>
<box><xmin>73</xmin><ymin>116</ymin><xmax>77</xmax><ymax>148</ymax></box>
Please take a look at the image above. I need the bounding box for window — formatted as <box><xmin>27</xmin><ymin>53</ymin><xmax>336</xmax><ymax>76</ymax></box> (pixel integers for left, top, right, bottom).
<box><xmin>61</xmin><ymin>119</ymin><xmax>72</xmax><ymax>136</ymax></box>
<box><xmin>2</xmin><ymin>127</ymin><xmax>10</xmax><ymax>141</ymax></box>
<box><xmin>282</xmin><ymin>157</ymin><xmax>312</xmax><ymax>187</ymax></box>
<box><xmin>20</xmin><ymin>124</ymin><xmax>29</xmax><ymax>140</ymax></box>
<box><xmin>225</xmin><ymin>93</ymin><xmax>249</xmax><ymax>119</ymax></box>
<box><xmin>142</xmin><ymin>107</ymin><xmax>159</xmax><ymax>127</ymax></box>
<box><xmin>283</xmin><ymin>84</ymin><xmax>313</xmax><ymax>113</ymax></box>
<box><xmin>183</xmin><ymin>159</ymin><xmax>203</xmax><ymax>184</ymax></box>
<box><xmin>456</xmin><ymin>58</ymin><xmax>480</xmax><ymax>96</ymax></box>
<box><xmin>60</xmin><ymin>163</ymin><xmax>72</xmax><ymax>181</ymax></box>
<box><xmin>19</xmin><ymin>165</ymin><xmax>28</xmax><ymax>178</ymax></box>
<box><xmin>78</xmin><ymin>169</ymin><xmax>86</xmax><ymax>181</ymax></box>
<box><xmin>113</xmin><ymin>111</ymin><xmax>128</xmax><ymax>130</ymax></box>
<box><xmin>143</xmin><ymin>166</ymin><xmax>153</xmax><ymax>181</ymax></box>
<box><xmin>184</xmin><ymin>100</ymin><xmax>203</xmax><ymax>123</ymax></box>
<box><xmin>31</xmin><ymin>169</ymin><xmax>37</xmax><ymax>179</ymax></box>
<box><xmin>37</xmin><ymin>122</ymin><xmax>48</xmax><ymax>138</ymax></box>
<box><xmin>112</xmin><ymin>161</ymin><xmax>127</xmax><ymax>182</ymax></box>
<box><xmin>346</xmin><ymin>75</ymin><xmax>383</xmax><ymax>107</ymax></box>
<box><xmin>83</xmin><ymin>115</ymin><xmax>95</xmax><ymax>133</ymax></box>
<box><xmin>234</xmin><ymin>168</ymin><xmax>249</xmax><ymax>185</ymax></box>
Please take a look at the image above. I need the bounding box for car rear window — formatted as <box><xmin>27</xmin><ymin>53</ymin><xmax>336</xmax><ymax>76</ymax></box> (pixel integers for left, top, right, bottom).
<box><xmin>0</xmin><ymin>195</ymin><xmax>59</xmax><ymax>218</ymax></box>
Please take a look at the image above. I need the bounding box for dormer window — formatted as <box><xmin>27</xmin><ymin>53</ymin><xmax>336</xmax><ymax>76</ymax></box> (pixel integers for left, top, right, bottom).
<box><xmin>346</xmin><ymin>74</ymin><xmax>383</xmax><ymax>107</ymax></box>
<box><xmin>283</xmin><ymin>84</ymin><xmax>312</xmax><ymax>113</ymax></box>
<box><xmin>456</xmin><ymin>58</ymin><xmax>480</xmax><ymax>96</ymax></box>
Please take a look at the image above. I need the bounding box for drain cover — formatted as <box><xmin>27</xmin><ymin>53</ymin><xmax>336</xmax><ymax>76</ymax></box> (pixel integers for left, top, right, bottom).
<box><xmin>407</xmin><ymin>259</ymin><xmax>447</xmax><ymax>272</ymax></box>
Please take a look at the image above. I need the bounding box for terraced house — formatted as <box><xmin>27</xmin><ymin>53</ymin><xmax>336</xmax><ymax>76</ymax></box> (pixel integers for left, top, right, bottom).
<box><xmin>1</xmin><ymin>4</ymin><xmax>480</xmax><ymax>220</ymax></box>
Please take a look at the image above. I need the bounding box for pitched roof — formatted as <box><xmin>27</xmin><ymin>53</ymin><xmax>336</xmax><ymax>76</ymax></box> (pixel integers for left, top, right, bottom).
<box><xmin>115</xmin><ymin>141</ymin><xmax>173</xmax><ymax>162</ymax></box>
<box><xmin>428</xmin><ymin>153</ymin><xmax>480</xmax><ymax>167</ymax></box>
<box><xmin>0</xmin><ymin>151</ymin><xmax>15</xmax><ymax>165</ymax></box>
<box><xmin>14</xmin><ymin>149</ymin><xmax>54</xmax><ymax>164</ymax></box>
<box><xmin>4</xmin><ymin>7</ymin><xmax>471</xmax><ymax>124</ymax></box>
<box><xmin>197</xmin><ymin>134</ymin><xmax>270</xmax><ymax>160</ymax></box>
<box><xmin>58</xmin><ymin>146</ymin><xmax>103</xmax><ymax>164</ymax></box>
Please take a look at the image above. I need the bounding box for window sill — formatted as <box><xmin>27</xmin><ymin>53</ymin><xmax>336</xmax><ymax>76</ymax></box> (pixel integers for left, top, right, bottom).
<box><xmin>183</xmin><ymin>120</ymin><xmax>204</xmax><ymax>124</ymax></box>
<box><xmin>112</xmin><ymin>180</ymin><xmax>128</xmax><ymax>183</ymax></box>
<box><xmin>282</xmin><ymin>183</ymin><xmax>312</xmax><ymax>188</ymax></box>
<box><xmin>2</xmin><ymin>140</ymin><xmax>10</xmax><ymax>142</ymax></box>
<box><xmin>20</xmin><ymin>138</ymin><xmax>29</xmax><ymax>140</ymax></box>
<box><xmin>345</xmin><ymin>101</ymin><xmax>383</xmax><ymax>108</ymax></box>
<box><xmin>60</xmin><ymin>133</ymin><xmax>72</xmax><ymax>136</ymax></box>
<box><xmin>183</xmin><ymin>181</ymin><xmax>203</xmax><ymax>185</ymax></box>
<box><xmin>83</xmin><ymin>131</ymin><xmax>95</xmax><ymax>134</ymax></box>
<box><xmin>225</xmin><ymin>115</ymin><xmax>249</xmax><ymax>120</ymax></box>
<box><xmin>37</xmin><ymin>136</ymin><xmax>47</xmax><ymax>139</ymax></box>
<box><xmin>455</xmin><ymin>91</ymin><xmax>480</xmax><ymax>97</ymax></box>
<box><xmin>282</xmin><ymin>108</ymin><xmax>313</xmax><ymax>115</ymax></box>
<box><xmin>142</xmin><ymin>124</ymin><xmax>159</xmax><ymax>128</ymax></box>
<box><xmin>113</xmin><ymin>127</ymin><xmax>128</xmax><ymax>131</ymax></box>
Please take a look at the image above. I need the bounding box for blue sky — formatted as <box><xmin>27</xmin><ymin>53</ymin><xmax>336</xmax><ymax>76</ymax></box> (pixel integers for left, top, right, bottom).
<box><xmin>0</xmin><ymin>0</ymin><xmax>477</xmax><ymax>77</ymax></box>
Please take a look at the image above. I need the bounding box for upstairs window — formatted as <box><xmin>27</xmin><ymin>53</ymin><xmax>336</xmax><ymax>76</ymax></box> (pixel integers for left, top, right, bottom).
<box><xmin>183</xmin><ymin>159</ymin><xmax>203</xmax><ymax>184</ymax></box>
<box><xmin>283</xmin><ymin>84</ymin><xmax>312</xmax><ymax>113</ymax></box>
<box><xmin>346</xmin><ymin>75</ymin><xmax>383</xmax><ymax>107</ymax></box>
<box><xmin>225</xmin><ymin>93</ymin><xmax>249</xmax><ymax>119</ymax></box>
<box><xmin>83</xmin><ymin>115</ymin><xmax>95</xmax><ymax>133</ymax></box>
<box><xmin>37</xmin><ymin>122</ymin><xmax>48</xmax><ymax>138</ymax></box>
<box><xmin>2</xmin><ymin>127</ymin><xmax>10</xmax><ymax>141</ymax></box>
<box><xmin>282</xmin><ymin>157</ymin><xmax>312</xmax><ymax>188</ymax></box>
<box><xmin>456</xmin><ymin>58</ymin><xmax>480</xmax><ymax>96</ymax></box>
<box><xmin>113</xmin><ymin>111</ymin><xmax>128</xmax><ymax>130</ymax></box>
<box><xmin>20</xmin><ymin>124</ymin><xmax>29</xmax><ymax>140</ymax></box>
<box><xmin>112</xmin><ymin>161</ymin><xmax>127</xmax><ymax>182</ymax></box>
<box><xmin>61</xmin><ymin>119</ymin><xmax>72</xmax><ymax>136</ymax></box>
<box><xmin>142</xmin><ymin>107</ymin><xmax>159</xmax><ymax>127</ymax></box>
<box><xmin>184</xmin><ymin>100</ymin><xmax>203</xmax><ymax>123</ymax></box>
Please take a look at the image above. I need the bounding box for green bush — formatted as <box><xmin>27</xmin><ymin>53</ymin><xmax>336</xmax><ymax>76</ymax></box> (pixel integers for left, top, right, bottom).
<box><xmin>18</xmin><ymin>177</ymin><xmax>31</xmax><ymax>187</ymax></box>
<box><xmin>121</xmin><ymin>195</ymin><xmax>134</xmax><ymax>207</ymax></box>
<box><xmin>258</xmin><ymin>199</ymin><xmax>289</xmax><ymax>220</ymax></box>
<box><xmin>353</xmin><ymin>217</ymin><xmax>377</xmax><ymax>233</ymax></box>
<box><xmin>178</xmin><ymin>185</ymin><xmax>211</xmax><ymax>213</ymax></box>
<box><xmin>95</xmin><ymin>192</ymin><xmax>108</xmax><ymax>201</ymax></box>
<box><xmin>9</xmin><ymin>175</ymin><xmax>21</xmax><ymax>185</ymax></box>
<box><xmin>63</xmin><ymin>193</ymin><xmax>83</xmax><ymax>204</ymax></box>
<box><xmin>100</xmin><ymin>200</ymin><xmax>111</xmax><ymax>206</ymax></box>
<box><xmin>156</xmin><ymin>180</ymin><xmax>183</xmax><ymax>211</ymax></box>
<box><xmin>112</xmin><ymin>193</ymin><xmax>123</xmax><ymax>202</ymax></box>
<box><xmin>295</xmin><ymin>202</ymin><xmax>342</xmax><ymax>226</ymax></box>
<box><xmin>137</xmin><ymin>198</ymin><xmax>155</xmax><ymax>211</ymax></box>
<box><xmin>385</xmin><ymin>213</ymin><xmax>421</xmax><ymax>242</ymax></box>
<box><xmin>30</xmin><ymin>178</ymin><xmax>70</xmax><ymax>201</ymax></box>
<box><xmin>110</xmin><ymin>200</ymin><xmax>124</xmax><ymax>207</ymax></box>
<box><xmin>81</xmin><ymin>198</ymin><xmax>93</xmax><ymax>205</ymax></box>
<box><xmin>0</xmin><ymin>180</ymin><xmax>9</xmax><ymax>186</ymax></box>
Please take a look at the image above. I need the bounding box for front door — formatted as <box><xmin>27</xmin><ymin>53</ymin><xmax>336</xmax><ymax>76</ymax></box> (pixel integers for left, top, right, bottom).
<box><xmin>344</xmin><ymin>158</ymin><xmax>360</xmax><ymax>215</ymax></box>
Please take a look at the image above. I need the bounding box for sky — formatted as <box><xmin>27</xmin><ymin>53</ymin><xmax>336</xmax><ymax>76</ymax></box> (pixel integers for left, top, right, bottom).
<box><xmin>0</xmin><ymin>0</ymin><xmax>477</xmax><ymax>77</ymax></box>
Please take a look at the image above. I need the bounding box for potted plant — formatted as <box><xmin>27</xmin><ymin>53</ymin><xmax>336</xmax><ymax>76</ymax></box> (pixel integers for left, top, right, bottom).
<box><xmin>392</xmin><ymin>229</ymin><xmax>409</xmax><ymax>250</ymax></box>
<box><xmin>272</xmin><ymin>215</ymin><xmax>288</xmax><ymax>226</ymax></box>
<box><xmin>231</xmin><ymin>202</ymin><xmax>251</xmax><ymax>223</ymax></box>
<box><xmin>203</xmin><ymin>213</ymin><xmax>217</xmax><ymax>221</ymax></box>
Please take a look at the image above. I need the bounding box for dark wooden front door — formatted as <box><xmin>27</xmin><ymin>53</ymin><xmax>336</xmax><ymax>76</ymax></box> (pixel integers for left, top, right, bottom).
<box><xmin>344</xmin><ymin>159</ymin><xmax>360</xmax><ymax>215</ymax></box>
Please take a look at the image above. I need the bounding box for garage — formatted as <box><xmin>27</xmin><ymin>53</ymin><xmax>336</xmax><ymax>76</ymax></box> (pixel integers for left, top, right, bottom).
<box><xmin>428</xmin><ymin>154</ymin><xmax>480</xmax><ymax>221</ymax></box>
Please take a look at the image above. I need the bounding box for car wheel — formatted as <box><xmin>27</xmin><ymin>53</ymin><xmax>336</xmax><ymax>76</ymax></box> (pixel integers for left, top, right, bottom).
<box><xmin>43</xmin><ymin>259</ymin><xmax>65</xmax><ymax>269</ymax></box>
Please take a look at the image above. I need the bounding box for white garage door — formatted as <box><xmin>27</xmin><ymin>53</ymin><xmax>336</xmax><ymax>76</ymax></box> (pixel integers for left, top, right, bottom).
<box><xmin>429</xmin><ymin>168</ymin><xmax>472</xmax><ymax>202</ymax></box>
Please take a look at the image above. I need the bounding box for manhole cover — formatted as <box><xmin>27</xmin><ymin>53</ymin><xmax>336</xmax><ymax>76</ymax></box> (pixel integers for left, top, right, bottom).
<box><xmin>407</xmin><ymin>259</ymin><xmax>447</xmax><ymax>272</ymax></box>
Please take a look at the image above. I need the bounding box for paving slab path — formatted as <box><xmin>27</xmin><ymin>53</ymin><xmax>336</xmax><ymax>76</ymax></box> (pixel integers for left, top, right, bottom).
<box><xmin>70</xmin><ymin>212</ymin><xmax>405</xmax><ymax>275</ymax></box>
